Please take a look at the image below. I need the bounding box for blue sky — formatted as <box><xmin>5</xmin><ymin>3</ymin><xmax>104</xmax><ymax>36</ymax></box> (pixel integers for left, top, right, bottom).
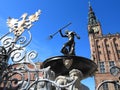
<box><xmin>0</xmin><ymin>0</ymin><xmax>120</xmax><ymax>90</ymax></box>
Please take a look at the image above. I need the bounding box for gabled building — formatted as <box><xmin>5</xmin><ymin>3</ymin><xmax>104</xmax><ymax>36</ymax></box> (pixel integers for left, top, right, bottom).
<box><xmin>87</xmin><ymin>4</ymin><xmax>120</xmax><ymax>90</ymax></box>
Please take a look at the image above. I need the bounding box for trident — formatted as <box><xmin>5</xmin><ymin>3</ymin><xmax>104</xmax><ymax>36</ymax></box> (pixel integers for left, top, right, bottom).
<box><xmin>49</xmin><ymin>22</ymin><xmax>72</xmax><ymax>39</ymax></box>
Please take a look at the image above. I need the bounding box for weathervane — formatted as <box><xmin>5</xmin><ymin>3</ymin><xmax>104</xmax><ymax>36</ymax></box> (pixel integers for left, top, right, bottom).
<box><xmin>7</xmin><ymin>10</ymin><xmax>41</xmax><ymax>36</ymax></box>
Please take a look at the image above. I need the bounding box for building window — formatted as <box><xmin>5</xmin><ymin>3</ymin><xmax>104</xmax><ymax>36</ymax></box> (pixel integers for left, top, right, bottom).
<box><xmin>108</xmin><ymin>55</ymin><xmax>110</xmax><ymax>60</ymax></box>
<box><xmin>98</xmin><ymin>51</ymin><xmax>102</xmax><ymax>54</ymax></box>
<box><xmin>119</xmin><ymin>58</ymin><xmax>120</xmax><ymax>61</ymax></box>
<box><xmin>115</xmin><ymin>43</ymin><xmax>118</xmax><ymax>47</ymax></box>
<box><xmin>107</xmin><ymin>50</ymin><xmax>111</xmax><ymax>54</ymax></box>
<box><xmin>103</xmin><ymin>83</ymin><xmax>109</xmax><ymax>90</ymax></box>
<box><xmin>109</xmin><ymin>61</ymin><xmax>115</xmax><ymax>67</ymax></box>
<box><xmin>114</xmin><ymin>83</ymin><xmax>120</xmax><ymax>90</ymax></box>
<box><xmin>106</xmin><ymin>44</ymin><xmax>109</xmax><ymax>47</ymax></box>
<box><xmin>99</xmin><ymin>62</ymin><xmax>105</xmax><ymax>73</ymax></box>
<box><xmin>97</xmin><ymin>45</ymin><xmax>100</xmax><ymax>48</ymax></box>
<box><xmin>93</xmin><ymin>51</ymin><xmax>95</xmax><ymax>53</ymax></box>
<box><xmin>117</xmin><ymin>50</ymin><xmax>120</xmax><ymax>53</ymax></box>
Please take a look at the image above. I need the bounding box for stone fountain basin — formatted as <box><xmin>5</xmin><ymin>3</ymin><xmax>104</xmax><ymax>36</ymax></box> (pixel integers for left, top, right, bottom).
<box><xmin>42</xmin><ymin>55</ymin><xmax>97</xmax><ymax>79</ymax></box>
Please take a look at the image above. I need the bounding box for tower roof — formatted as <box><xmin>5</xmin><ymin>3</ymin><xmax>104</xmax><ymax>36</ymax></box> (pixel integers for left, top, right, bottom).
<box><xmin>88</xmin><ymin>3</ymin><xmax>98</xmax><ymax>26</ymax></box>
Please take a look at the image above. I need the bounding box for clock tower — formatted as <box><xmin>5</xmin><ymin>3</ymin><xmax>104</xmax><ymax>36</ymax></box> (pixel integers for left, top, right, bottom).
<box><xmin>88</xmin><ymin>5</ymin><xmax>102</xmax><ymax>36</ymax></box>
<box><xmin>87</xmin><ymin>4</ymin><xmax>103</xmax><ymax>62</ymax></box>
<box><xmin>87</xmin><ymin>4</ymin><xmax>120</xmax><ymax>90</ymax></box>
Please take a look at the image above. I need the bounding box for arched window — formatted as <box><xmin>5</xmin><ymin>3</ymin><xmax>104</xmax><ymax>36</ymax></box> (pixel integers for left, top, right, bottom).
<box><xmin>114</xmin><ymin>83</ymin><xmax>120</xmax><ymax>90</ymax></box>
<box><xmin>113</xmin><ymin>38</ymin><xmax>118</xmax><ymax>49</ymax></box>
<box><xmin>104</xmin><ymin>39</ymin><xmax>112</xmax><ymax>60</ymax></box>
<box><xmin>113</xmin><ymin>38</ymin><xmax>120</xmax><ymax>59</ymax></box>
<box><xmin>102</xmin><ymin>82</ymin><xmax>108</xmax><ymax>90</ymax></box>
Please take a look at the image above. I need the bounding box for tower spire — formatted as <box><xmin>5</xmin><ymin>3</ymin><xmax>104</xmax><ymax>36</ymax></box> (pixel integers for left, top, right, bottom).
<box><xmin>87</xmin><ymin>2</ymin><xmax>102</xmax><ymax>36</ymax></box>
<box><xmin>88</xmin><ymin>2</ymin><xmax>98</xmax><ymax>26</ymax></box>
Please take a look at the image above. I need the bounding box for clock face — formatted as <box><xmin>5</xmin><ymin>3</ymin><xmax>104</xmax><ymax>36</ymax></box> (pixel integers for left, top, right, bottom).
<box><xmin>110</xmin><ymin>66</ymin><xmax>120</xmax><ymax>76</ymax></box>
<box><xmin>92</xmin><ymin>26</ymin><xmax>99</xmax><ymax>33</ymax></box>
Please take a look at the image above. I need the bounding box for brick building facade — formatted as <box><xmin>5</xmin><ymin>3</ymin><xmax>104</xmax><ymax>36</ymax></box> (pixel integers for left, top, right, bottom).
<box><xmin>87</xmin><ymin>4</ymin><xmax>120</xmax><ymax>90</ymax></box>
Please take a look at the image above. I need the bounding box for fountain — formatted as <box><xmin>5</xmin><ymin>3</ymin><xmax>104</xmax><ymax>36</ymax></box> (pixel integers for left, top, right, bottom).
<box><xmin>42</xmin><ymin>27</ymin><xmax>97</xmax><ymax>90</ymax></box>
<box><xmin>0</xmin><ymin>10</ymin><xmax>97</xmax><ymax>90</ymax></box>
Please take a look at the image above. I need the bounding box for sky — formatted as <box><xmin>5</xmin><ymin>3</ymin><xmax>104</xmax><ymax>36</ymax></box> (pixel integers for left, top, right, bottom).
<box><xmin>0</xmin><ymin>0</ymin><xmax>120</xmax><ymax>90</ymax></box>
